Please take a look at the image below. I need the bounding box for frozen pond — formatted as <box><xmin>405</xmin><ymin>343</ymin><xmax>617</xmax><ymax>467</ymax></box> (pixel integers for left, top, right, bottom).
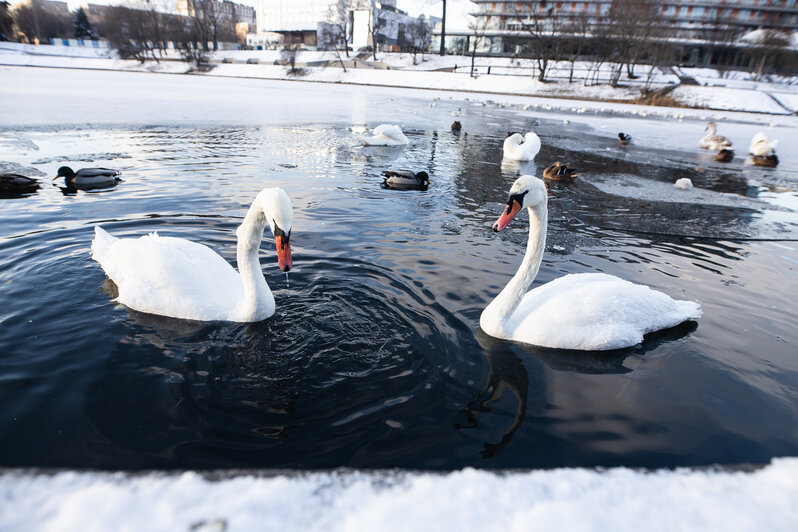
<box><xmin>1</xmin><ymin>68</ymin><xmax>798</xmax><ymax>470</ymax></box>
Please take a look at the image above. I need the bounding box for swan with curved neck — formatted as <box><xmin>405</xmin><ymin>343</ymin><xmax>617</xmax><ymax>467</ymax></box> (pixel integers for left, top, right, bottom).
<box><xmin>699</xmin><ymin>122</ymin><xmax>732</xmax><ymax>151</ymax></box>
<box><xmin>91</xmin><ymin>188</ymin><xmax>293</xmax><ymax>322</ymax></box>
<box><xmin>480</xmin><ymin>175</ymin><xmax>701</xmax><ymax>351</ymax></box>
<box><xmin>503</xmin><ymin>132</ymin><xmax>541</xmax><ymax>161</ymax></box>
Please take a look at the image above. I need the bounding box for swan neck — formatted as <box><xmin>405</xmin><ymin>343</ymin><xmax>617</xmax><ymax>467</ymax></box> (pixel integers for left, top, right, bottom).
<box><xmin>236</xmin><ymin>196</ymin><xmax>273</xmax><ymax>319</ymax></box>
<box><xmin>489</xmin><ymin>203</ymin><xmax>548</xmax><ymax>329</ymax></box>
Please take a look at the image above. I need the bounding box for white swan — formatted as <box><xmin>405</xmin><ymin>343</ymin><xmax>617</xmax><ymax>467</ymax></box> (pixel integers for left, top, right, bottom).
<box><xmin>503</xmin><ymin>132</ymin><xmax>541</xmax><ymax>161</ymax></box>
<box><xmin>480</xmin><ymin>175</ymin><xmax>701</xmax><ymax>351</ymax></box>
<box><xmin>699</xmin><ymin>122</ymin><xmax>733</xmax><ymax>151</ymax></box>
<box><xmin>749</xmin><ymin>132</ymin><xmax>778</xmax><ymax>156</ymax></box>
<box><xmin>360</xmin><ymin>124</ymin><xmax>409</xmax><ymax>146</ymax></box>
<box><xmin>91</xmin><ymin>188</ymin><xmax>294</xmax><ymax>322</ymax></box>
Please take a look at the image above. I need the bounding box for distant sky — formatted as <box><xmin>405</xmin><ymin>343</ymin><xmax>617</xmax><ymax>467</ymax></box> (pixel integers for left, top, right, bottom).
<box><xmin>8</xmin><ymin>0</ymin><xmax>475</xmax><ymax>30</ymax></box>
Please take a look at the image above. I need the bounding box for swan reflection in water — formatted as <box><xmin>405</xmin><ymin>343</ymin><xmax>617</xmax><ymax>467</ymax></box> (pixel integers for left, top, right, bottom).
<box><xmin>460</xmin><ymin>321</ymin><xmax>699</xmax><ymax>458</ymax></box>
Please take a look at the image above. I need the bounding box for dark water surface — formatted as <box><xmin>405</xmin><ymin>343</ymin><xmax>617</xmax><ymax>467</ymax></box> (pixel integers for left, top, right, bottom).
<box><xmin>2</xmin><ymin>99</ymin><xmax>798</xmax><ymax>470</ymax></box>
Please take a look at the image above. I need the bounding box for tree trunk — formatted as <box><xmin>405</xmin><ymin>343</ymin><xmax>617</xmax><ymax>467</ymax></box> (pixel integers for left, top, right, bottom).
<box><xmin>470</xmin><ymin>47</ymin><xmax>476</xmax><ymax>78</ymax></box>
<box><xmin>438</xmin><ymin>0</ymin><xmax>446</xmax><ymax>56</ymax></box>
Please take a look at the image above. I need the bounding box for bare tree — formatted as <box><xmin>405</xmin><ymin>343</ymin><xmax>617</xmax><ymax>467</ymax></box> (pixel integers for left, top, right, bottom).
<box><xmin>367</xmin><ymin>8</ymin><xmax>385</xmax><ymax>61</ymax></box>
<box><xmin>606</xmin><ymin>0</ymin><xmax>662</xmax><ymax>86</ymax></box>
<box><xmin>561</xmin><ymin>13</ymin><xmax>590</xmax><ymax>84</ymax></box>
<box><xmin>280</xmin><ymin>43</ymin><xmax>305</xmax><ymax>75</ymax></box>
<box><xmin>515</xmin><ymin>2</ymin><xmax>562</xmax><ymax>82</ymax></box>
<box><xmin>188</xmin><ymin>0</ymin><xmax>233</xmax><ymax>51</ymax></box>
<box><xmin>318</xmin><ymin>21</ymin><xmax>348</xmax><ymax>72</ymax></box>
<box><xmin>13</xmin><ymin>1</ymin><xmax>71</xmax><ymax>44</ymax></box>
<box><xmin>467</xmin><ymin>7</ymin><xmax>488</xmax><ymax>78</ymax></box>
<box><xmin>748</xmin><ymin>29</ymin><xmax>790</xmax><ymax>81</ymax></box>
<box><xmin>404</xmin><ymin>15</ymin><xmax>430</xmax><ymax>65</ymax></box>
<box><xmin>325</xmin><ymin>0</ymin><xmax>352</xmax><ymax>58</ymax></box>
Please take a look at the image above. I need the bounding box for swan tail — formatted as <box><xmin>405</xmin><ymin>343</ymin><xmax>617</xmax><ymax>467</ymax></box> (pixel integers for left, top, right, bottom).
<box><xmin>91</xmin><ymin>226</ymin><xmax>117</xmax><ymax>262</ymax></box>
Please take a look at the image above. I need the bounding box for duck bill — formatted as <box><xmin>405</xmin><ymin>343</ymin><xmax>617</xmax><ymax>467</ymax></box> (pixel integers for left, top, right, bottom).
<box><xmin>275</xmin><ymin>236</ymin><xmax>292</xmax><ymax>272</ymax></box>
<box><xmin>493</xmin><ymin>200</ymin><xmax>522</xmax><ymax>232</ymax></box>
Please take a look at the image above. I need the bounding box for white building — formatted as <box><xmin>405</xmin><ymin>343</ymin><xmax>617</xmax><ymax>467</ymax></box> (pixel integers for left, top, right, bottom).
<box><xmin>256</xmin><ymin>0</ymin><xmax>344</xmax><ymax>45</ymax></box>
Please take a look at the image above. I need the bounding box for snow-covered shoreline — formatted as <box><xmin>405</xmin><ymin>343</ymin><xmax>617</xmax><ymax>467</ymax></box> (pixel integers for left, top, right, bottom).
<box><xmin>2</xmin><ymin>42</ymin><xmax>796</xmax><ymax>115</ymax></box>
<box><xmin>2</xmin><ymin>459</ymin><xmax>797</xmax><ymax>531</ymax></box>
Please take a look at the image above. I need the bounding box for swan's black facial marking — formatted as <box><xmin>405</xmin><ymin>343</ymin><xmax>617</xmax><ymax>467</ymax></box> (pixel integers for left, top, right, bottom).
<box><xmin>505</xmin><ymin>190</ymin><xmax>529</xmax><ymax>214</ymax></box>
<box><xmin>273</xmin><ymin>221</ymin><xmax>291</xmax><ymax>249</ymax></box>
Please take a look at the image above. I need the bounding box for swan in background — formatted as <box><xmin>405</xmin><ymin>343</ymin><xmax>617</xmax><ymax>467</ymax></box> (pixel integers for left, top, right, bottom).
<box><xmin>542</xmin><ymin>161</ymin><xmax>578</xmax><ymax>181</ymax></box>
<box><xmin>55</xmin><ymin>166</ymin><xmax>119</xmax><ymax>189</ymax></box>
<box><xmin>699</xmin><ymin>122</ymin><xmax>732</xmax><ymax>151</ymax></box>
<box><xmin>360</xmin><ymin>124</ymin><xmax>409</xmax><ymax>146</ymax></box>
<box><xmin>382</xmin><ymin>170</ymin><xmax>430</xmax><ymax>189</ymax></box>
<box><xmin>91</xmin><ymin>187</ymin><xmax>294</xmax><ymax>322</ymax></box>
<box><xmin>480</xmin><ymin>175</ymin><xmax>701</xmax><ymax>351</ymax></box>
<box><xmin>503</xmin><ymin>132</ymin><xmax>541</xmax><ymax>161</ymax></box>
<box><xmin>749</xmin><ymin>132</ymin><xmax>778</xmax><ymax>156</ymax></box>
<box><xmin>0</xmin><ymin>173</ymin><xmax>40</xmax><ymax>197</ymax></box>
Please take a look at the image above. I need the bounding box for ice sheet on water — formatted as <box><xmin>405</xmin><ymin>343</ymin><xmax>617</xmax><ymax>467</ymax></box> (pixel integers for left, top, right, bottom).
<box><xmin>0</xmin><ymin>161</ymin><xmax>45</xmax><ymax>177</ymax></box>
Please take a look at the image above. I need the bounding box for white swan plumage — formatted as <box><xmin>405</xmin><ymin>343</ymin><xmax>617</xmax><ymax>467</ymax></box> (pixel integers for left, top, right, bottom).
<box><xmin>91</xmin><ymin>187</ymin><xmax>294</xmax><ymax>322</ymax></box>
<box><xmin>480</xmin><ymin>175</ymin><xmax>701</xmax><ymax>351</ymax></box>
<box><xmin>749</xmin><ymin>132</ymin><xmax>778</xmax><ymax>156</ymax></box>
<box><xmin>360</xmin><ymin>124</ymin><xmax>409</xmax><ymax>146</ymax></box>
<box><xmin>503</xmin><ymin>132</ymin><xmax>541</xmax><ymax>161</ymax></box>
<box><xmin>698</xmin><ymin>122</ymin><xmax>733</xmax><ymax>151</ymax></box>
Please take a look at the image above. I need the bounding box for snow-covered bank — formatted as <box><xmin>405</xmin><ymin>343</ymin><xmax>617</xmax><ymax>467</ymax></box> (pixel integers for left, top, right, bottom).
<box><xmin>2</xmin><ymin>459</ymin><xmax>797</xmax><ymax>532</ymax></box>
<box><xmin>2</xmin><ymin>43</ymin><xmax>797</xmax><ymax>115</ymax></box>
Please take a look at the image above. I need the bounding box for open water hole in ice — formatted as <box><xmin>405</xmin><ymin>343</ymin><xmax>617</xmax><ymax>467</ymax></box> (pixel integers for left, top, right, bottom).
<box><xmin>1</xmin><ymin>112</ymin><xmax>798</xmax><ymax>470</ymax></box>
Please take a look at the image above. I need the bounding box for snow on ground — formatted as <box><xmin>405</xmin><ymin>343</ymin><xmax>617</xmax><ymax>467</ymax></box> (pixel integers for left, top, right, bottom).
<box><xmin>1</xmin><ymin>458</ymin><xmax>797</xmax><ymax>532</ymax></box>
<box><xmin>2</xmin><ymin>44</ymin><xmax>797</xmax><ymax>114</ymax></box>
<box><xmin>672</xmin><ymin>85</ymin><xmax>789</xmax><ymax>114</ymax></box>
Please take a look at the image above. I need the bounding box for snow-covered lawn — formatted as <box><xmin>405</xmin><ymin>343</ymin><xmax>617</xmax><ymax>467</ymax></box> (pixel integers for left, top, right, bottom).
<box><xmin>2</xmin><ymin>43</ymin><xmax>796</xmax><ymax>114</ymax></box>
<box><xmin>2</xmin><ymin>458</ymin><xmax>797</xmax><ymax>532</ymax></box>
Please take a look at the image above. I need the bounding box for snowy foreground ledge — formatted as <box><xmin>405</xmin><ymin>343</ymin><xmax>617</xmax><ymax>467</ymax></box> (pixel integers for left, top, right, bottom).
<box><xmin>2</xmin><ymin>459</ymin><xmax>797</xmax><ymax>532</ymax></box>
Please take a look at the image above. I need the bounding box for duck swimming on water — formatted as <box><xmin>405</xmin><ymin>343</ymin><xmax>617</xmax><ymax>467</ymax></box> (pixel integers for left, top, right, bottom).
<box><xmin>55</xmin><ymin>166</ymin><xmax>120</xmax><ymax>189</ymax></box>
<box><xmin>0</xmin><ymin>173</ymin><xmax>40</xmax><ymax>197</ymax></box>
<box><xmin>382</xmin><ymin>170</ymin><xmax>430</xmax><ymax>189</ymax></box>
<box><xmin>542</xmin><ymin>161</ymin><xmax>578</xmax><ymax>181</ymax></box>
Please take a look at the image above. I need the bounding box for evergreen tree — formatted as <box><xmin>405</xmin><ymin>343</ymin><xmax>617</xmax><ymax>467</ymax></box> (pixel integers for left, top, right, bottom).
<box><xmin>73</xmin><ymin>7</ymin><xmax>97</xmax><ymax>40</ymax></box>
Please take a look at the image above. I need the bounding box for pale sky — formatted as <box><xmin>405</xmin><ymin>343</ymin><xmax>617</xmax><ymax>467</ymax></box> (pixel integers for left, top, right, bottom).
<box><xmin>9</xmin><ymin>0</ymin><xmax>476</xmax><ymax>30</ymax></box>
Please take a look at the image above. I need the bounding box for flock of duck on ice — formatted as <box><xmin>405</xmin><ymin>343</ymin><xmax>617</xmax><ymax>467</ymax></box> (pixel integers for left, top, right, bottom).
<box><xmin>0</xmin><ymin>119</ymin><xmax>781</xmax><ymax>352</ymax></box>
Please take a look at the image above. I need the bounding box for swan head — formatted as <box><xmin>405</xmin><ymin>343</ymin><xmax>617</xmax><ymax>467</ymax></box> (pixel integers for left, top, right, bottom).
<box><xmin>492</xmin><ymin>175</ymin><xmax>547</xmax><ymax>232</ymax></box>
<box><xmin>705</xmin><ymin>121</ymin><xmax>717</xmax><ymax>131</ymax></box>
<box><xmin>504</xmin><ymin>133</ymin><xmax>523</xmax><ymax>147</ymax></box>
<box><xmin>252</xmin><ymin>188</ymin><xmax>294</xmax><ymax>272</ymax></box>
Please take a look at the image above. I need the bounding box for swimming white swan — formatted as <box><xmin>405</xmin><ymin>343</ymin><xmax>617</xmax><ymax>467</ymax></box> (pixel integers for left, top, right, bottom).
<box><xmin>698</xmin><ymin>122</ymin><xmax>732</xmax><ymax>151</ymax></box>
<box><xmin>748</xmin><ymin>132</ymin><xmax>778</xmax><ymax>156</ymax></box>
<box><xmin>480</xmin><ymin>175</ymin><xmax>702</xmax><ymax>351</ymax></box>
<box><xmin>360</xmin><ymin>124</ymin><xmax>409</xmax><ymax>146</ymax></box>
<box><xmin>91</xmin><ymin>187</ymin><xmax>294</xmax><ymax>322</ymax></box>
<box><xmin>503</xmin><ymin>132</ymin><xmax>541</xmax><ymax>161</ymax></box>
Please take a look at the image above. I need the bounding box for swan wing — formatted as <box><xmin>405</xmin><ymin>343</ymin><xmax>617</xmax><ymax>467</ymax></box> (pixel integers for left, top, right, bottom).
<box><xmin>522</xmin><ymin>132</ymin><xmax>541</xmax><ymax>160</ymax></box>
<box><xmin>509</xmin><ymin>273</ymin><xmax>701</xmax><ymax>350</ymax></box>
<box><xmin>92</xmin><ymin>227</ymin><xmax>244</xmax><ymax>320</ymax></box>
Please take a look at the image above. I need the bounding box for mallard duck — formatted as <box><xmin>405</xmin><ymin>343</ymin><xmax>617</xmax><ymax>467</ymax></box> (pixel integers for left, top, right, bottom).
<box><xmin>699</xmin><ymin>122</ymin><xmax>732</xmax><ymax>151</ymax></box>
<box><xmin>55</xmin><ymin>166</ymin><xmax>119</xmax><ymax>189</ymax></box>
<box><xmin>0</xmin><ymin>173</ymin><xmax>40</xmax><ymax>197</ymax></box>
<box><xmin>382</xmin><ymin>170</ymin><xmax>429</xmax><ymax>189</ymax></box>
<box><xmin>715</xmin><ymin>149</ymin><xmax>734</xmax><ymax>162</ymax></box>
<box><xmin>503</xmin><ymin>132</ymin><xmax>541</xmax><ymax>161</ymax></box>
<box><xmin>751</xmin><ymin>154</ymin><xmax>779</xmax><ymax>168</ymax></box>
<box><xmin>542</xmin><ymin>161</ymin><xmax>578</xmax><ymax>181</ymax></box>
<box><xmin>618</xmin><ymin>132</ymin><xmax>632</xmax><ymax>148</ymax></box>
<box><xmin>451</xmin><ymin>121</ymin><xmax>462</xmax><ymax>131</ymax></box>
